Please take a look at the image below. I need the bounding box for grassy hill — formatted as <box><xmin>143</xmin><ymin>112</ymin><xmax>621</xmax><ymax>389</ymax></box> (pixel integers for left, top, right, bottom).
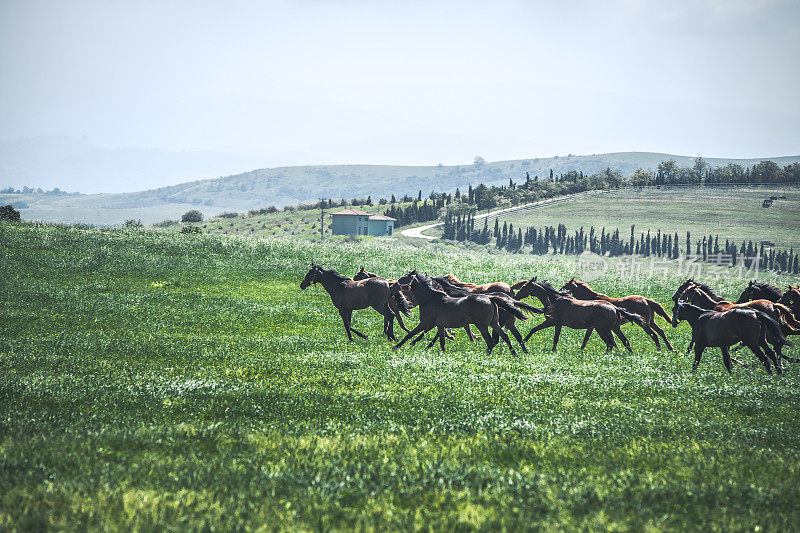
<box><xmin>422</xmin><ymin>184</ymin><xmax>800</xmax><ymax>249</ymax></box>
<box><xmin>7</xmin><ymin>152</ymin><xmax>800</xmax><ymax>225</ymax></box>
<box><xmin>2</xmin><ymin>222</ymin><xmax>799</xmax><ymax>529</ymax></box>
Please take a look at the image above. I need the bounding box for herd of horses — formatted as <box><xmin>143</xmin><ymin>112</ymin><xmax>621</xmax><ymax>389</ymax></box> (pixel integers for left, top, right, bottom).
<box><xmin>300</xmin><ymin>264</ymin><xmax>800</xmax><ymax>375</ymax></box>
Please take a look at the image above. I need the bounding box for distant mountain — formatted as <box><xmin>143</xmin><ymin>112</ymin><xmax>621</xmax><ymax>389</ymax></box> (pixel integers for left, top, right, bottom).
<box><xmin>0</xmin><ymin>136</ymin><xmax>272</xmax><ymax>194</ymax></box>
<box><xmin>3</xmin><ymin>150</ymin><xmax>800</xmax><ymax>225</ymax></box>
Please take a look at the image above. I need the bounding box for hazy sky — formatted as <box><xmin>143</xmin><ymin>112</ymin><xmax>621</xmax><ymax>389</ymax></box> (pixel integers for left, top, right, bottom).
<box><xmin>2</xmin><ymin>0</ymin><xmax>799</xmax><ymax>166</ymax></box>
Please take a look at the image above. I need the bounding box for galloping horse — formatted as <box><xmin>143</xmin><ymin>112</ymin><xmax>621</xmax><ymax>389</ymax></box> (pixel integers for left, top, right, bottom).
<box><xmin>430</xmin><ymin>275</ymin><xmax>542</xmax><ymax>353</ymax></box>
<box><xmin>514</xmin><ymin>278</ymin><xmax>649</xmax><ymax>352</ymax></box>
<box><xmin>352</xmin><ymin>266</ymin><xmax>411</xmax><ymax>333</ymax></box>
<box><xmin>671</xmin><ymin>301</ymin><xmax>787</xmax><ymax>374</ymax></box>
<box><xmin>736</xmin><ymin>280</ymin><xmax>784</xmax><ymax>304</ymax></box>
<box><xmin>675</xmin><ymin>283</ymin><xmax>800</xmax><ymax>366</ymax></box>
<box><xmin>561</xmin><ymin>278</ymin><xmax>674</xmax><ymax>351</ymax></box>
<box><xmin>393</xmin><ymin>272</ymin><xmax>527</xmax><ymax>355</ymax></box>
<box><xmin>300</xmin><ymin>264</ymin><xmax>411</xmax><ymax>341</ymax></box>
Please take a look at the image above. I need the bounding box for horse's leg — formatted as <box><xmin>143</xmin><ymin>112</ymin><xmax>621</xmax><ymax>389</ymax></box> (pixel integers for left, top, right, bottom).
<box><xmin>650</xmin><ymin>321</ymin><xmax>674</xmax><ymax>352</ymax></box>
<box><xmin>338</xmin><ymin>309</ymin><xmax>354</xmax><ymax>341</ymax></box>
<box><xmin>613</xmin><ymin>325</ymin><xmax>633</xmax><ymax>352</ymax></box>
<box><xmin>384</xmin><ymin>305</ymin><xmax>397</xmax><ymax>341</ymax></box>
<box><xmin>463</xmin><ymin>325</ymin><xmax>476</xmax><ymax>341</ymax></box>
<box><xmin>343</xmin><ymin>309</ymin><xmax>368</xmax><ymax>339</ymax></box>
<box><xmin>507</xmin><ymin>323</ymin><xmax>528</xmax><ymax>354</ymax></box>
<box><xmin>524</xmin><ymin>317</ymin><xmax>554</xmax><ymax>342</ymax></box>
<box><xmin>580</xmin><ymin>327</ymin><xmax>594</xmax><ymax>350</ymax></box>
<box><xmin>439</xmin><ymin>326</ymin><xmax>446</xmax><ymax>352</ymax></box>
<box><xmin>746</xmin><ymin>342</ymin><xmax>773</xmax><ymax>375</ymax></box>
<box><xmin>493</xmin><ymin>323</ymin><xmax>518</xmax><ymax>357</ymax></box>
<box><xmin>691</xmin><ymin>342</ymin><xmax>706</xmax><ymax>372</ymax></box>
<box><xmin>394</xmin><ymin>323</ymin><xmax>427</xmax><ymax>349</ymax></box>
<box><xmin>445</xmin><ymin>329</ymin><xmax>457</xmax><ymax>340</ymax></box>
<box><xmin>643</xmin><ymin>323</ymin><xmax>661</xmax><ymax>351</ymax></box>
<box><xmin>686</xmin><ymin>340</ymin><xmax>694</xmax><ymax>357</ymax></box>
<box><xmin>551</xmin><ymin>324</ymin><xmax>562</xmax><ymax>352</ymax></box>
<box><xmin>720</xmin><ymin>346</ymin><xmax>733</xmax><ymax>374</ymax></box>
<box><xmin>597</xmin><ymin>328</ymin><xmax>617</xmax><ymax>352</ymax></box>
<box><xmin>388</xmin><ymin>299</ymin><xmax>410</xmax><ymax>333</ymax></box>
<box><xmin>425</xmin><ymin>328</ymin><xmax>440</xmax><ymax>349</ymax></box>
<box><xmin>476</xmin><ymin>324</ymin><xmax>495</xmax><ymax>354</ymax></box>
<box><xmin>411</xmin><ymin>327</ymin><xmax>435</xmax><ymax>346</ymax></box>
<box><xmin>757</xmin><ymin>338</ymin><xmax>781</xmax><ymax>374</ymax></box>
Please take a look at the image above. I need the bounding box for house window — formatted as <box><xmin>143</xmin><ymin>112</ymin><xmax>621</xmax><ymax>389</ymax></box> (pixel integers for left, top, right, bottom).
<box><xmin>388</xmin><ymin>226</ymin><xmax>392</xmax><ymax>235</ymax></box>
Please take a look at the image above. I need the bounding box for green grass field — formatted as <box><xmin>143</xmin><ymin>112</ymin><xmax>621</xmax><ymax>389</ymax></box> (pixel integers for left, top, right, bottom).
<box><xmin>427</xmin><ymin>185</ymin><xmax>800</xmax><ymax>249</ymax></box>
<box><xmin>2</xmin><ymin>222</ymin><xmax>800</xmax><ymax>530</ymax></box>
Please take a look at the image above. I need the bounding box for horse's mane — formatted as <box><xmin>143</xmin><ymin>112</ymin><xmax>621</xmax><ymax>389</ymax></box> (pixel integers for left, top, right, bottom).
<box><xmin>413</xmin><ymin>272</ymin><xmax>449</xmax><ymax>297</ymax></box>
<box><xmin>440</xmin><ymin>273</ymin><xmax>478</xmax><ymax>288</ymax></box>
<box><xmin>432</xmin><ymin>275</ymin><xmax>473</xmax><ymax>297</ymax></box>
<box><xmin>751</xmin><ymin>281</ymin><xmax>783</xmax><ymax>297</ymax></box>
<box><xmin>693</xmin><ymin>281</ymin><xmax>724</xmax><ymax>301</ymax></box>
<box><xmin>318</xmin><ymin>266</ymin><xmax>350</xmax><ymax>281</ymax></box>
<box><xmin>537</xmin><ymin>280</ymin><xmax>571</xmax><ymax>297</ymax></box>
<box><xmin>685</xmin><ymin>284</ymin><xmax>720</xmax><ymax>305</ymax></box>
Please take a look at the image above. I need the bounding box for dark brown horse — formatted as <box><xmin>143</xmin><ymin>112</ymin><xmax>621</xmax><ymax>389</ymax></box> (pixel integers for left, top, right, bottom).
<box><xmin>300</xmin><ymin>264</ymin><xmax>411</xmax><ymax>341</ymax></box>
<box><xmin>736</xmin><ymin>280</ymin><xmax>784</xmax><ymax>304</ymax></box>
<box><xmin>515</xmin><ymin>279</ymin><xmax>649</xmax><ymax>352</ymax></box>
<box><xmin>671</xmin><ymin>301</ymin><xmax>787</xmax><ymax>374</ymax></box>
<box><xmin>676</xmin><ymin>283</ymin><xmax>800</xmax><ymax>366</ymax></box>
<box><xmin>561</xmin><ymin>278</ymin><xmax>674</xmax><ymax>351</ymax></box>
<box><xmin>397</xmin><ymin>269</ymin><xmax>477</xmax><ymax>342</ymax></box>
<box><xmin>393</xmin><ymin>272</ymin><xmax>528</xmax><ymax>355</ymax></box>
<box><xmin>353</xmin><ymin>266</ymin><xmax>412</xmax><ymax>333</ymax></box>
<box><xmin>430</xmin><ymin>275</ymin><xmax>543</xmax><ymax>353</ymax></box>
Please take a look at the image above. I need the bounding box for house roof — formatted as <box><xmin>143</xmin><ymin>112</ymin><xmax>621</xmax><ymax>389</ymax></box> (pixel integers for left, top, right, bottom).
<box><xmin>331</xmin><ymin>209</ymin><xmax>372</xmax><ymax>216</ymax></box>
<box><xmin>368</xmin><ymin>215</ymin><xmax>396</xmax><ymax>221</ymax></box>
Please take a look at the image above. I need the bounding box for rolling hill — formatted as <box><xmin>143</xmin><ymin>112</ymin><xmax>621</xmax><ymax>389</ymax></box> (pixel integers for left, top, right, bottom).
<box><xmin>4</xmin><ymin>151</ymin><xmax>800</xmax><ymax>225</ymax></box>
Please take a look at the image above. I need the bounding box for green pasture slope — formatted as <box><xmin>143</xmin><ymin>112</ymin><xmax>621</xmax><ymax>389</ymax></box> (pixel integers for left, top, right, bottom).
<box><xmin>2</xmin><ymin>223</ymin><xmax>800</xmax><ymax>530</ymax></box>
<box><xmin>487</xmin><ymin>184</ymin><xmax>800</xmax><ymax>249</ymax></box>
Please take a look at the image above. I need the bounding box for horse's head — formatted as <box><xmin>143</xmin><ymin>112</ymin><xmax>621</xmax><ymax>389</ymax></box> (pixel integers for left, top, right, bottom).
<box><xmin>672</xmin><ymin>278</ymin><xmax>695</xmax><ymax>302</ymax></box>
<box><xmin>781</xmin><ymin>286</ymin><xmax>800</xmax><ymax>312</ymax></box>
<box><xmin>353</xmin><ymin>266</ymin><xmax>369</xmax><ymax>281</ymax></box>
<box><xmin>560</xmin><ymin>277</ymin><xmax>589</xmax><ymax>296</ymax></box>
<box><xmin>671</xmin><ymin>300</ymin><xmax>685</xmax><ymax>327</ymax></box>
<box><xmin>300</xmin><ymin>264</ymin><xmax>320</xmax><ymax>289</ymax></box>
<box><xmin>736</xmin><ymin>280</ymin><xmax>757</xmax><ymax>303</ymax></box>
<box><xmin>514</xmin><ymin>276</ymin><xmax>537</xmax><ymax>300</ymax></box>
<box><xmin>397</xmin><ymin>269</ymin><xmax>418</xmax><ymax>286</ymax></box>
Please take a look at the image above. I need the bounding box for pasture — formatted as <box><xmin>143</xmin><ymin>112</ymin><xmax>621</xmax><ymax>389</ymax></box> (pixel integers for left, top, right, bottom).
<box><xmin>443</xmin><ymin>185</ymin><xmax>800</xmax><ymax>249</ymax></box>
<box><xmin>2</xmin><ymin>222</ymin><xmax>800</xmax><ymax>530</ymax></box>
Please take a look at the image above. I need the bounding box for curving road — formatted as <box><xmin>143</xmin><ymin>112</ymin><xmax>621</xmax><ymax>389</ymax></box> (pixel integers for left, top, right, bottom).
<box><xmin>400</xmin><ymin>189</ymin><xmax>609</xmax><ymax>240</ymax></box>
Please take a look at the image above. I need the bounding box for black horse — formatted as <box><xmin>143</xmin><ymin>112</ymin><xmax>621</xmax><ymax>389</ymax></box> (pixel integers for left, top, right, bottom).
<box><xmin>671</xmin><ymin>301</ymin><xmax>788</xmax><ymax>374</ymax></box>
<box><xmin>736</xmin><ymin>280</ymin><xmax>784</xmax><ymax>304</ymax></box>
<box><xmin>393</xmin><ymin>272</ymin><xmax>530</xmax><ymax>355</ymax></box>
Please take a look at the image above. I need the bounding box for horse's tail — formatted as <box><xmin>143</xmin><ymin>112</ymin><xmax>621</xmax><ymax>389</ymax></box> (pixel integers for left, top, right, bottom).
<box><xmin>755</xmin><ymin>310</ymin><xmax>792</xmax><ymax>347</ymax></box>
<box><xmin>391</xmin><ymin>283</ymin><xmax>412</xmax><ymax>317</ymax></box>
<box><xmin>492</xmin><ymin>296</ymin><xmax>529</xmax><ymax>321</ymax></box>
<box><xmin>512</xmin><ymin>299</ymin><xmax>545</xmax><ymax>315</ymax></box>
<box><xmin>773</xmin><ymin>303</ymin><xmax>800</xmax><ymax>332</ymax></box>
<box><xmin>647</xmin><ymin>299</ymin><xmax>672</xmax><ymax>323</ymax></box>
<box><xmin>510</xmin><ymin>280</ymin><xmax>529</xmax><ymax>291</ymax></box>
<box><xmin>616</xmin><ymin>307</ymin><xmax>647</xmax><ymax>328</ymax></box>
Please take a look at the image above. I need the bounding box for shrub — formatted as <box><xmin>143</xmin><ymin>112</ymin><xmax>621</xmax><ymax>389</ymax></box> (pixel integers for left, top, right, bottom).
<box><xmin>153</xmin><ymin>219</ymin><xmax>179</xmax><ymax>227</ymax></box>
<box><xmin>181</xmin><ymin>210</ymin><xmax>203</xmax><ymax>223</ymax></box>
<box><xmin>218</xmin><ymin>212</ymin><xmax>239</xmax><ymax>219</ymax></box>
<box><xmin>123</xmin><ymin>219</ymin><xmax>143</xmax><ymax>228</ymax></box>
<box><xmin>180</xmin><ymin>225</ymin><xmax>202</xmax><ymax>234</ymax></box>
<box><xmin>0</xmin><ymin>205</ymin><xmax>21</xmax><ymax>222</ymax></box>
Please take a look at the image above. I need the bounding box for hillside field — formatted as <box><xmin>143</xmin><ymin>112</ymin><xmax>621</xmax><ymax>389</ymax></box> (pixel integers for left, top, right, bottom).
<box><xmin>423</xmin><ymin>184</ymin><xmax>800</xmax><ymax>249</ymax></box>
<box><xmin>1</xmin><ymin>223</ymin><xmax>799</xmax><ymax>530</ymax></box>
